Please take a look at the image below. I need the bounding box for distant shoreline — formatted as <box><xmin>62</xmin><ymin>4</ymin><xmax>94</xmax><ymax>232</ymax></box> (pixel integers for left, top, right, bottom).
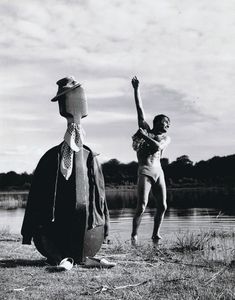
<box><xmin>0</xmin><ymin>185</ymin><xmax>234</xmax><ymax>197</ymax></box>
<box><xmin>0</xmin><ymin>187</ymin><xmax>234</xmax><ymax>211</ymax></box>
<box><xmin>0</xmin><ymin>185</ymin><xmax>234</xmax><ymax>194</ymax></box>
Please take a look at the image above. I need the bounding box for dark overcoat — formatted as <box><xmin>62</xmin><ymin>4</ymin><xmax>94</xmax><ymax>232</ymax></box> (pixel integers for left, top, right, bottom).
<box><xmin>21</xmin><ymin>143</ymin><xmax>109</xmax><ymax>246</ymax></box>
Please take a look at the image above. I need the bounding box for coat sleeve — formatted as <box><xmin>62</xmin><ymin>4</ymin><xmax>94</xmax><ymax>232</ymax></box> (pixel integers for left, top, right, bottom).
<box><xmin>21</xmin><ymin>148</ymin><xmax>58</xmax><ymax>244</ymax></box>
<box><xmin>87</xmin><ymin>152</ymin><xmax>109</xmax><ymax>232</ymax></box>
<box><xmin>21</xmin><ymin>157</ymin><xmax>46</xmax><ymax>244</ymax></box>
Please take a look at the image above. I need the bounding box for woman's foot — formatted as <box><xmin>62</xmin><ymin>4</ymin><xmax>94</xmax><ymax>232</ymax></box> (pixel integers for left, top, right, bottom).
<box><xmin>131</xmin><ymin>235</ymin><xmax>138</xmax><ymax>246</ymax></box>
<box><xmin>151</xmin><ymin>234</ymin><xmax>162</xmax><ymax>243</ymax></box>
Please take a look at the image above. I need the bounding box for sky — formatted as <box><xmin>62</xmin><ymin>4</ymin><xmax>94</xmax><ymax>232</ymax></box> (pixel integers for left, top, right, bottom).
<box><xmin>0</xmin><ymin>0</ymin><xmax>235</xmax><ymax>173</ymax></box>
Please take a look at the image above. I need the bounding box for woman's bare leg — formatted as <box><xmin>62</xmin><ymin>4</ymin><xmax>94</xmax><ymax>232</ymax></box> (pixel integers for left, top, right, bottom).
<box><xmin>131</xmin><ymin>175</ymin><xmax>152</xmax><ymax>244</ymax></box>
<box><xmin>151</xmin><ymin>173</ymin><xmax>167</xmax><ymax>241</ymax></box>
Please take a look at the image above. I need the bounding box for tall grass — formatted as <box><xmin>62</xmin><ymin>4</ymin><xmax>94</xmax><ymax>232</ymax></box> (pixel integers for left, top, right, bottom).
<box><xmin>173</xmin><ymin>230</ymin><xmax>212</xmax><ymax>252</ymax></box>
<box><xmin>172</xmin><ymin>229</ymin><xmax>235</xmax><ymax>265</ymax></box>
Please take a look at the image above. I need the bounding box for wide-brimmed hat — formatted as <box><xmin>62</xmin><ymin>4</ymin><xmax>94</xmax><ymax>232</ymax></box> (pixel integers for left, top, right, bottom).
<box><xmin>51</xmin><ymin>76</ymin><xmax>81</xmax><ymax>102</ymax></box>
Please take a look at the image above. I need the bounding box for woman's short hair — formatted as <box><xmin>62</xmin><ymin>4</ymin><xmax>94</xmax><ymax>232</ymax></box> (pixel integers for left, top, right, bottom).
<box><xmin>153</xmin><ymin>114</ymin><xmax>170</xmax><ymax>126</ymax></box>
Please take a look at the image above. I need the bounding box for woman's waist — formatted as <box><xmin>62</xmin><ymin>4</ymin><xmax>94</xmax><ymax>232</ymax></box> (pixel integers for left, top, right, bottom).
<box><xmin>137</xmin><ymin>155</ymin><xmax>162</xmax><ymax>166</ymax></box>
<box><xmin>138</xmin><ymin>162</ymin><xmax>162</xmax><ymax>172</ymax></box>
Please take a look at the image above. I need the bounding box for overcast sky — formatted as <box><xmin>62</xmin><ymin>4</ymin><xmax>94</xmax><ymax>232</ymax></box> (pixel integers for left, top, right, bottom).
<box><xmin>1</xmin><ymin>0</ymin><xmax>235</xmax><ymax>173</ymax></box>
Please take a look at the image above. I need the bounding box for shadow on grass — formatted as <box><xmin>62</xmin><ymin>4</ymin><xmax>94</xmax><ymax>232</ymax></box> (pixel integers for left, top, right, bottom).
<box><xmin>0</xmin><ymin>259</ymin><xmax>46</xmax><ymax>268</ymax></box>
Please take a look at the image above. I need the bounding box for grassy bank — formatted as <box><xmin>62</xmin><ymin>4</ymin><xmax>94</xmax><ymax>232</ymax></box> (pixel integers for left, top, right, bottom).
<box><xmin>0</xmin><ymin>229</ymin><xmax>234</xmax><ymax>300</ymax></box>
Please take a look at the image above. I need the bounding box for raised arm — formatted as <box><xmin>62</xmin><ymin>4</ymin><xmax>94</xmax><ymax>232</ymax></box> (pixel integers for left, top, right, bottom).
<box><xmin>131</xmin><ymin>77</ymin><xmax>149</xmax><ymax>130</ymax></box>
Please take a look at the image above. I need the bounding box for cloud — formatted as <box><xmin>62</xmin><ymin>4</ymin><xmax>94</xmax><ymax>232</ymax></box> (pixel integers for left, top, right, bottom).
<box><xmin>83</xmin><ymin>111</ymin><xmax>136</xmax><ymax>124</ymax></box>
<box><xmin>0</xmin><ymin>0</ymin><xmax>234</xmax><ymax>171</ymax></box>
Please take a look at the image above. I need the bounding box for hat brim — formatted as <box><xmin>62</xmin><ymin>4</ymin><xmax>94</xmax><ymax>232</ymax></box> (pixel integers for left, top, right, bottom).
<box><xmin>51</xmin><ymin>83</ymin><xmax>81</xmax><ymax>102</ymax></box>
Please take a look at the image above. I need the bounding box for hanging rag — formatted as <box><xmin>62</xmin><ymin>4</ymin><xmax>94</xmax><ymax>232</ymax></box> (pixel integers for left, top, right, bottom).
<box><xmin>60</xmin><ymin>123</ymin><xmax>85</xmax><ymax>180</ymax></box>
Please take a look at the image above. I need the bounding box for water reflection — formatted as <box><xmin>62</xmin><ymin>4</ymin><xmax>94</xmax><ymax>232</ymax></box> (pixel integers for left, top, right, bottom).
<box><xmin>106</xmin><ymin>187</ymin><xmax>235</xmax><ymax>210</ymax></box>
<box><xmin>167</xmin><ymin>188</ymin><xmax>235</xmax><ymax>209</ymax></box>
<box><xmin>0</xmin><ymin>192</ymin><xmax>27</xmax><ymax>210</ymax></box>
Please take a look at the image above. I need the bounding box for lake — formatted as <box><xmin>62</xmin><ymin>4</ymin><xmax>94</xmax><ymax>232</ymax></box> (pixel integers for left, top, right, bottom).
<box><xmin>0</xmin><ymin>189</ymin><xmax>234</xmax><ymax>242</ymax></box>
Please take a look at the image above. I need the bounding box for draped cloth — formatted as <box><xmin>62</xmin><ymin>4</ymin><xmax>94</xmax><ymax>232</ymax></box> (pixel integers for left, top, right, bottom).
<box><xmin>60</xmin><ymin>123</ymin><xmax>85</xmax><ymax>180</ymax></box>
<box><xmin>21</xmin><ymin>142</ymin><xmax>109</xmax><ymax>245</ymax></box>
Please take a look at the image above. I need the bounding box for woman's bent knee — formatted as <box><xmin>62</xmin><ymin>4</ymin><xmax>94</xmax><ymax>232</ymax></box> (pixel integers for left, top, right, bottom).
<box><xmin>158</xmin><ymin>203</ymin><xmax>167</xmax><ymax>213</ymax></box>
<box><xmin>135</xmin><ymin>205</ymin><xmax>146</xmax><ymax>216</ymax></box>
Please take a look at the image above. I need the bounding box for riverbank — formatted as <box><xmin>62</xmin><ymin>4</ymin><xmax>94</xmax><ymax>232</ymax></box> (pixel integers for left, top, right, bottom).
<box><xmin>1</xmin><ymin>186</ymin><xmax>235</xmax><ymax>211</ymax></box>
<box><xmin>1</xmin><ymin>229</ymin><xmax>234</xmax><ymax>299</ymax></box>
<box><xmin>1</xmin><ymin>186</ymin><xmax>235</xmax><ymax>198</ymax></box>
<box><xmin>1</xmin><ymin>185</ymin><xmax>235</xmax><ymax>193</ymax></box>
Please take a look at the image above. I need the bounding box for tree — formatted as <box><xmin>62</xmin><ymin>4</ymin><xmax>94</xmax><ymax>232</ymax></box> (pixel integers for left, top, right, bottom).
<box><xmin>102</xmin><ymin>159</ymin><xmax>122</xmax><ymax>184</ymax></box>
<box><xmin>176</xmin><ymin>155</ymin><xmax>193</xmax><ymax>166</ymax></box>
<box><xmin>166</xmin><ymin>155</ymin><xmax>194</xmax><ymax>184</ymax></box>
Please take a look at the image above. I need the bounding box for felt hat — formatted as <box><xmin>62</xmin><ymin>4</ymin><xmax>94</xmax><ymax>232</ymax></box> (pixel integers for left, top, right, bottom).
<box><xmin>51</xmin><ymin>76</ymin><xmax>81</xmax><ymax>102</ymax></box>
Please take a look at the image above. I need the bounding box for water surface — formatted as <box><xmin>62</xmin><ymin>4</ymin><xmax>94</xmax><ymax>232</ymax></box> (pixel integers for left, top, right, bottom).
<box><xmin>0</xmin><ymin>190</ymin><xmax>234</xmax><ymax>242</ymax></box>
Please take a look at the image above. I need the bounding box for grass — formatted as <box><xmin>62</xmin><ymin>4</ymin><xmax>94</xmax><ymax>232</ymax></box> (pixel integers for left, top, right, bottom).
<box><xmin>0</xmin><ymin>229</ymin><xmax>234</xmax><ymax>300</ymax></box>
<box><xmin>173</xmin><ymin>230</ymin><xmax>212</xmax><ymax>252</ymax></box>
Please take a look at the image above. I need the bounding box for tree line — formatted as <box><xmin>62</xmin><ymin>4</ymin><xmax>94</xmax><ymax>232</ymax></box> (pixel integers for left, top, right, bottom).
<box><xmin>102</xmin><ymin>154</ymin><xmax>235</xmax><ymax>187</ymax></box>
<box><xmin>0</xmin><ymin>154</ymin><xmax>235</xmax><ymax>190</ymax></box>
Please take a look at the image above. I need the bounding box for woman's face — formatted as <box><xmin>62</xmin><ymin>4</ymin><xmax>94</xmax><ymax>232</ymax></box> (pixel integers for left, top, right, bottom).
<box><xmin>154</xmin><ymin>117</ymin><xmax>170</xmax><ymax>133</ymax></box>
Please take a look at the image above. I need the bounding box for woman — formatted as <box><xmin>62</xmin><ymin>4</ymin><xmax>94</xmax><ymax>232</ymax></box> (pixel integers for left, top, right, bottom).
<box><xmin>131</xmin><ymin>76</ymin><xmax>171</xmax><ymax>244</ymax></box>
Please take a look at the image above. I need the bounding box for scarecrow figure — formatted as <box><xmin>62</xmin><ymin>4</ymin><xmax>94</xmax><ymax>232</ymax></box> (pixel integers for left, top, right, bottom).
<box><xmin>21</xmin><ymin>76</ymin><xmax>113</xmax><ymax>268</ymax></box>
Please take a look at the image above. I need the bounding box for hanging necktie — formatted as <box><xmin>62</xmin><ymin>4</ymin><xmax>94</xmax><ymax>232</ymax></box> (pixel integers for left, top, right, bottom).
<box><xmin>60</xmin><ymin>123</ymin><xmax>85</xmax><ymax>180</ymax></box>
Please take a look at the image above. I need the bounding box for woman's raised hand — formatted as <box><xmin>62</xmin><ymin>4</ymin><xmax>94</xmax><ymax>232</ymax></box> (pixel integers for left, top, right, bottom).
<box><xmin>131</xmin><ymin>76</ymin><xmax>139</xmax><ymax>89</ymax></box>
